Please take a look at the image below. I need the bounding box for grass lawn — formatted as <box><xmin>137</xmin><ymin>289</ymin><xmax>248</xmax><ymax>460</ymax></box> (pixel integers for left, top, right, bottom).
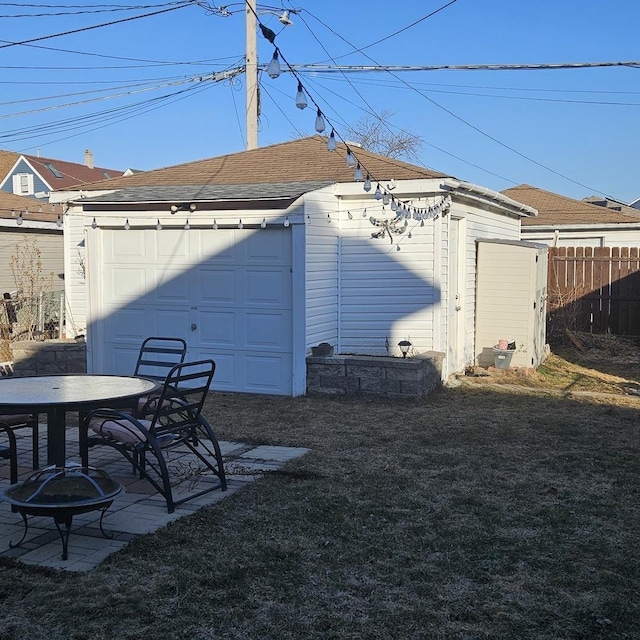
<box><xmin>0</xmin><ymin>336</ymin><xmax>639</xmax><ymax>639</ymax></box>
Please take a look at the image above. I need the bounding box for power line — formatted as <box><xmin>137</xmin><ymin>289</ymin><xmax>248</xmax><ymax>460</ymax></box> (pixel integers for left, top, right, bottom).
<box><xmin>0</xmin><ymin>1</ymin><xmax>196</xmax><ymax>50</ymax></box>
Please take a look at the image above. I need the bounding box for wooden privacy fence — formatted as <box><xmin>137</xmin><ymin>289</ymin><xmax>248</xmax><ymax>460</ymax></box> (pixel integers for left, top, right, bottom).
<box><xmin>547</xmin><ymin>247</ymin><xmax>640</xmax><ymax>336</ymax></box>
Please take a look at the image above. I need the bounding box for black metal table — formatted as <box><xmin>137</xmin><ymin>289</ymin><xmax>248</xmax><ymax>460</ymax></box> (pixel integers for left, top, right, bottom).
<box><xmin>0</xmin><ymin>374</ymin><xmax>160</xmax><ymax>467</ymax></box>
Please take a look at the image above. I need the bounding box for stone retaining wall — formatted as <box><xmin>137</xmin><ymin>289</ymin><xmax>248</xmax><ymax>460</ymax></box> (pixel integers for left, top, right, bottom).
<box><xmin>306</xmin><ymin>351</ymin><xmax>444</xmax><ymax>398</ymax></box>
<box><xmin>11</xmin><ymin>339</ymin><xmax>87</xmax><ymax>377</ymax></box>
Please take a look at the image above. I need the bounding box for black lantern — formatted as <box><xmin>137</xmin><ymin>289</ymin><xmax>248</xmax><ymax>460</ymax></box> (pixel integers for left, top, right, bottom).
<box><xmin>398</xmin><ymin>340</ymin><xmax>412</xmax><ymax>359</ymax></box>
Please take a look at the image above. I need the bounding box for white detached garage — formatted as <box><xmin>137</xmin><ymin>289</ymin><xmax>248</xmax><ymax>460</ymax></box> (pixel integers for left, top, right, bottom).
<box><xmin>61</xmin><ymin>137</ymin><xmax>539</xmax><ymax>396</ymax></box>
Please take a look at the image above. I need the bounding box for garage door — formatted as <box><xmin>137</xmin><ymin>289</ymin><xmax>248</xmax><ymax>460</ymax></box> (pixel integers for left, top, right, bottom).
<box><xmin>90</xmin><ymin>227</ymin><xmax>293</xmax><ymax>395</ymax></box>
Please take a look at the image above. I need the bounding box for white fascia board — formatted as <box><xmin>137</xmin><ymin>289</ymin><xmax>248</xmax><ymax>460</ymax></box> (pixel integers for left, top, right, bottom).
<box><xmin>332</xmin><ymin>178</ymin><xmax>443</xmax><ymax>198</ymax></box>
<box><xmin>20</xmin><ymin>156</ymin><xmax>53</xmax><ymax>191</ymax></box>
<box><xmin>0</xmin><ymin>219</ymin><xmax>60</xmax><ymax>230</ymax></box>
<box><xmin>440</xmin><ymin>178</ymin><xmax>538</xmax><ymax>217</ymax></box>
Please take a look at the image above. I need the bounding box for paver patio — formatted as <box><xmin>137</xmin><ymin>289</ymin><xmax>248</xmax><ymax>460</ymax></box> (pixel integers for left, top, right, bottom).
<box><xmin>0</xmin><ymin>426</ymin><xmax>309</xmax><ymax>572</ymax></box>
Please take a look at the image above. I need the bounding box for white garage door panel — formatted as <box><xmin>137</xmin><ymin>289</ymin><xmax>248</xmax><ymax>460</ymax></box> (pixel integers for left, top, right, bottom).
<box><xmin>94</xmin><ymin>228</ymin><xmax>293</xmax><ymax>395</ymax></box>
<box><xmin>107</xmin><ymin>267</ymin><xmax>148</xmax><ymax>302</ymax></box>
<box><xmin>244</xmin><ymin>354</ymin><xmax>292</xmax><ymax>393</ymax></box>
<box><xmin>198</xmin><ymin>310</ymin><xmax>237</xmax><ymax>346</ymax></box>
<box><xmin>107</xmin><ymin>229</ymin><xmax>146</xmax><ymax>261</ymax></box>
<box><xmin>244</xmin><ymin>230</ymin><xmax>291</xmax><ymax>263</ymax></box>
<box><xmin>245</xmin><ymin>268</ymin><xmax>291</xmax><ymax>307</ymax></box>
<box><xmin>152</xmin><ymin>268</ymin><xmax>191</xmax><ymax>302</ymax></box>
<box><xmin>197</xmin><ymin>268</ymin><xmax>238</xmax><ymax>304</ymax></box>
<box><xmin>245</xmin><ymin>311</ymin><xmax>291</xmax><ymax>349</ymax></box>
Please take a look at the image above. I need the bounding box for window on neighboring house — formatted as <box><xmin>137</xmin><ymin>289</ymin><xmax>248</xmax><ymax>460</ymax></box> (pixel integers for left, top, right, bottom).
<box><xmin>12</xmin><ymin>173</ymin><xmax>34</xmax><ymax>195</ymax></box>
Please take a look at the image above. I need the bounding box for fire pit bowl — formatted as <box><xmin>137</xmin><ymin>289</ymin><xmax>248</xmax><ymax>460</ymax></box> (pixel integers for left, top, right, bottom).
<box><xmin>1</xmin><ymin>465</ymin><xmax>123</xmax><ymax>560</ymax></box>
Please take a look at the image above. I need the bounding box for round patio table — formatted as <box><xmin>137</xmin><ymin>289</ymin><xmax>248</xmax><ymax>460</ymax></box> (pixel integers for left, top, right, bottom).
<box><xmin>0</xmin><ymin>375</ymin><xmax>160</xmax><ymax>467</ymax></box>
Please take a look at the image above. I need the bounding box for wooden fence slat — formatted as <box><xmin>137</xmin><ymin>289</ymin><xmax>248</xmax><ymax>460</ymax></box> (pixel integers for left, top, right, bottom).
<box><xmin>547</xmin><ymin>246</ymin><xmax>640</xmax><ymax>336</ymax></box>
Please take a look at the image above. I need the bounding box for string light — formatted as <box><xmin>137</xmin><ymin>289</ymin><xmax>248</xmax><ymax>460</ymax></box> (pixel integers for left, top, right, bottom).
<box><xmin>16</xmin><ymin>212</ymin><xmax>23</xmax><ymax>225</ymax></box>
<box><xmin>354</xmin><ymin>164</ymin><xmax>363</xmax><ymax>181</ymax></box>
<box><xmin>156</xmin><ymin>219</ymin><xmax>162</xmax><ymax>230</ymax></box>
<box><xmin>374</xmin><ymin>185</ymin><xmax>382</xmax><ymax>200</ymax></box>
<box><xmin>363</xmin><ymin>175</ymin><xmax>371</xmax><ymax>192</ymax></box>
<box><xmin>212</xmin><ymin>219</ymin><xmax>218</xmax><ymax>230</ymax></box>
<box><xmin>124</xmin><ymin>219</ymin><xmax>130</xmax><ymax>230</ymax></box>
<box><xmin>184</xmin><ymin>220</ymin><xmax>190</xmax><ymax>230</ymax></box>
<box><xmin>238</xmin><ymin>219</ymin><xmax>243</xmax><ymax>229</ymax></box>
<box><xmin>91</xmin><ymin>217</ymin><xmax>97</xmax><ymax>229</ymax></box>
<box><xmin>345</xmin><ymin>148</ymin><xmax>357</xmax><ymax>167</ymax></box>
<box><xmin>266</xmin><ymin>50</ymin><xmax>281</xmax><ymax>79</ymax></box>
<box><xmin>327</xmin><ymin>130</ymin><xmax>336</xmax><ymax>152</ymax></box>
<box><xmin>284</xmin><ymin>216</ymin><xmax>290</xmax><ymax>227</ymax></box>
<box><xmin>314</xmin><ymin>108</ymin><xmax>325</xmax><ymax>133</ymax></box>
<box><xmin>56</xmin><ymin>214</ymin><xmax>63</xmax><ymax>228</ymax></box>
<box><xmin>295</xmin><ymin>82</ymin><xmax>307</xmax><ymax>109</ymax></box>
<box><xmin>261</xmin><ymin>218</ymin><xmax>267</xmax><ymax>229</ymax></box>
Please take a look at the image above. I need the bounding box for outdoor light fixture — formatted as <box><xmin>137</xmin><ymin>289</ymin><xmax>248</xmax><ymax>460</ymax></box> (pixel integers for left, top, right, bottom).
<box><xmin>266</xmin><ymin>50</ymin><xmax>281</xmax><ymax>79</ymax></box>
<box><xmin>354</xmin><ymin>164</ymin><xmax>363</xmax><ymax>181</ymax></box>
<box><xmin>345</xmin><ymin>148</ymin><xmax>357</xmax><ymax>167</ymax></box>
<box><xmin>278</xmin><ymin>10</ymin><xmax>293</xmax><ymax>26</ymax></box>
<box><xmin>56</xmin><ymin>214</ymin><xmax>63</xmax><ymax>228</ymax></box>
<box><xmin>327</xmin><ymin>130</ymin><xmax>336</xmax><ymax>151</ymax></box>
<box><xmin>91</xmin><ymin>217</ymin><xmax>97</xmax><ymax>229</ymax></box>
<box><xmin>16</xmin><ymin>212</ymin><xmax>23</xmax><ymax>225</ymax></box>
<box><xmin>295</xmin><ymin>82</ymin><xmax>307</xmax><ymax>109</ymax></box>
<box><xmin>124</xmin><ymin>219</ymin><xmax>130</xmax><ymax>230</ymax></box>
<box><xmin>398</xmin><ymin>340</ymin><xmax>412</xmax><ymax>358</ymax></box>
<box><xmin>156</xmin><ymin>219</ymin><xmax>162</xmax><ymax>230</ymax></box>
<box><xmin>315</xmin><ymin>108</ymin><xmax>326</xmax><ymax>133</ymax></box>
<box><xmin>363</xmin><ymin>175</ymin><xmax>372</xmax><ymax>192</ymax></box>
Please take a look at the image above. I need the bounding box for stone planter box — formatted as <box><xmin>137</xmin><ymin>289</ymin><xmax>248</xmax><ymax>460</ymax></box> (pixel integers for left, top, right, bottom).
<box><xmin>10</xmin><ymin>339</ymin><xmax>87</xmax><ymax>377</ymax></box>
<box><xmin>306</xmin><ymin>351</ymin><xmax>444</xmax><ymax>398</ymax></box>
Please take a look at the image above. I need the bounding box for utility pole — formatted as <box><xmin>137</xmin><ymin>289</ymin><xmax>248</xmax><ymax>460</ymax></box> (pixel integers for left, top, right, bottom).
<box><xmin>245</xmin><ymin>0</ymin><xmax>258</xmax><ymax>150</ymax></box>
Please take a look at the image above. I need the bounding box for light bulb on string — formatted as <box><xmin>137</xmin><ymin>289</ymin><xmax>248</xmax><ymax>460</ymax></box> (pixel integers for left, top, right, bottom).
<box><xmin>16</xmin><ymin>213</ymin><xmax>23</xmax><ymax>225</ymax></box>
<box><xmin>362</xmin><ymin>208</ymin><xmax>367</xmax><ymax>218</ymax></box>
<box><xmin>10</xmin><ymin>209</ymin><xmax>15</xmax><ymax>217</ymax></box>
<box><xmin>327</xmin><ymin>130</ymin><xmax>336</xmax><ymax>152</ymax></box>
<box><xmin>212</xmin><ymin>219</ymin><xmax>218</xmax><ymax>230</ymax></box>
<box><xmin>315</xmin><ymin>109</ymin><xmax>326</xmax><ymax>133</ymax></box>
<box><xmin>382</xmin><ymin>192</ymin><xmax>390</xmax><ymax>205</ymax></box>
<box><xmin>295</xmin><ymin>82</ymin><xmax>307</xmax><ymax>109</ymax></box>
<box><xmin>56</xmin><ymin>214</ymin><xmax>63</xmax><ymax>228</ymax></box>
<box><xmin>347</xmin><ymin>210</ymin><xmax>353</xmax><ymax>219</ymax></box>
<box><xmin>284</xmin><ymin>216</ymin><xmax>290</xmax><ymax>227</ymax></box>
<box><xmin>390</xmin><ymin>198</ymin><xmax>397</xmax><ymax>211</ymax></box>
<box><xmin>327</xmin><ymin>214</ymin><xmax>331</xmax><ymax>223</ymax></box>
<box><xmin>156</xmin><ymin>219</ymin><xmax>162</xmax><ymax>230</ymax></box>
<box><xmin>374</xmin><ymin>184</ymin><xmax>382</xmax><ymax>200</ymax></box>
<box><xmin>345</xmin><ymin>148</ymin><xmax>357</xmax><ymax>167</ymax></box>
<box><xmin>91</xmin><ymin>218</ymin><xmax>98</xmax><ymax>229</ymax></box>
<box><xmin>261</xmin><ymin>218</ymin><xmax>267</xmax><ymax>229</ymax></box>
<box><xmin>124</xmin><ymin>219</ymin><xmax>130</xmax><ymax>230</ymax></box>
<box><xmin>363</xmin><ymin>175</ymin><xmax>371</xmax><ymax>192</ymax></box>
<box><xmin>238</xmin><ymin>219</ymin><xmax>243</xmax><ymax>229</ymax></box>
<box><xmin>184</xmin><ymin>220</ymin><xmax>190</xmax><ymax>230</ymax></box>
<box><xmin>266</xmin><ymin>50</ymin><xmax>281</xmax><ymax>78</ymax></box>
<box><xmin>354</xmin><ymin>164</ymin><xmax>363</xmax><ymax>181</ymax></box>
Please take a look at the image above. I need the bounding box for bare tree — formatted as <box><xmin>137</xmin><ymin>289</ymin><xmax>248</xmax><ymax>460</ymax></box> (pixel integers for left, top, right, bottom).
<box><xmin>344</xmin><ymin>109</ymin><xmax>423</xmax><ymax>161</ymax></box>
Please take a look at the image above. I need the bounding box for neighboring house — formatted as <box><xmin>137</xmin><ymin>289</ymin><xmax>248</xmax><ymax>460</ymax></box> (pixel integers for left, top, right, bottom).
<box><xmin>0</xmin><ymin>149</ymin><xmax>123</xmax><ymax>202</ymax></box>
<box><xmin>61</xmin><ymin>136</ymin><xmax>538</xmax><ymax>396</ymax></box>
<box><xmin>503</xmin><ymin>184</ymin><xmax>640</xmax><ymax>247</ymax></box>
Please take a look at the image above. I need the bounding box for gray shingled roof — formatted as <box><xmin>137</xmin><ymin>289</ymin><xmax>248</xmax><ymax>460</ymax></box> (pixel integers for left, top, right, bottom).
<box><xmin>74</xmin><ymin>181</ymin><xmax>336</xmax><ymax>204</ymax></box>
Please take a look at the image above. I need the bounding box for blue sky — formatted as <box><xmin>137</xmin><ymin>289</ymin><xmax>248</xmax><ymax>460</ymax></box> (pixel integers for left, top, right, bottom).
<box><xmin>0</xmin><ymin>0</ymin><xmax>638</xmax><ymax>202</ymax></box>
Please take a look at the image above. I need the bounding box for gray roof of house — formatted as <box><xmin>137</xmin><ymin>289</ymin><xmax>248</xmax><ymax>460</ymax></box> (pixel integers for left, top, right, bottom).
<box><xmin>74</xmin><ymin>181</ymin><xmax>336</xmax><ymax>204</ymax></box>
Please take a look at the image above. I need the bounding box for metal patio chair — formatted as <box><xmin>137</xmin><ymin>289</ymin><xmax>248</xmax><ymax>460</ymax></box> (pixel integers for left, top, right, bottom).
<box><xmin>80</xmin><ymin>359</ymin><xmax>227</xmax><ymax>514</ymax></box>
<box><xmin>0</xmin><ymin>420</ymin><xmax>18</xmax><ymax>486</ymax></box>
<box><xmin>132</xmin><ymin>336</ymin><xmax>187</xmax><ymax>417</ymax></box>
<box><xmin>0</xmin><ymin>413</ymin><xmax>39</xmax><ymax>470</ymax></box>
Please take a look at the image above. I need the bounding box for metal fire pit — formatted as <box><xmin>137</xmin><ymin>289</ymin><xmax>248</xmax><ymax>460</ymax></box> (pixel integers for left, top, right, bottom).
<box><xmin>1</xmin><ymin>465</ymin><xmax>123</xmax><ymax>560</ymax></box>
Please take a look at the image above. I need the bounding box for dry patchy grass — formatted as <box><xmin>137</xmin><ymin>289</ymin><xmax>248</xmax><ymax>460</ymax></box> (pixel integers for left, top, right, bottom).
<box><xmin>0</xmin><ymin>340</ymin><xmax>639</xmax><ymax>639</ymax></box>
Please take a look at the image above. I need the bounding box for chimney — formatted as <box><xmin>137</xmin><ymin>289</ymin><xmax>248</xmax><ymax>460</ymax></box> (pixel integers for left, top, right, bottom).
<box><xmin>84</xmin><ymin>149</ymin><xmax>94</xmax><ymax>169</ymax></box>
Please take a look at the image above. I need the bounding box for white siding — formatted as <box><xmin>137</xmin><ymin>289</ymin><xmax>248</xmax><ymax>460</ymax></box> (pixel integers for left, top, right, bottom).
<box><xmin>336</xmin><ymin>195</ymin><xmax>438</xmax><ymax>358</ymax></box>
<box><xmin>304</xmin><ymin>190</ymin><xmax>339</xmax><ymax>350</ymax></box>
<box><xmin>63</xmin><ymin>207</ymin><xmax>88</xmax><ymax>337</ymax></box>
